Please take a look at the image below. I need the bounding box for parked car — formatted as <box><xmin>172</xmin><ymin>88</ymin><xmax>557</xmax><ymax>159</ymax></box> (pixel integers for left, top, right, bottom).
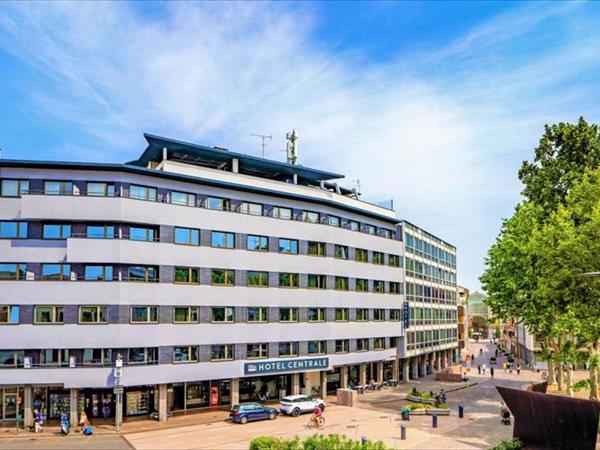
<box><xmin>280</xmin><ymin>395</ymin><xmax>326</xmax><ymax>417</ymax></box>
<box><xmin>229</xmin><ymin>403</ymin><xmax>279</xmax><ymax>424</ymax></box>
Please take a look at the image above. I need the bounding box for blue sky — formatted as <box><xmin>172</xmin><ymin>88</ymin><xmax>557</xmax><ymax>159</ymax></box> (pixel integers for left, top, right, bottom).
<box><xmin>1</xmin><ymin>2</ymin><xmax>600</xmax><ymax>290</ymax></box>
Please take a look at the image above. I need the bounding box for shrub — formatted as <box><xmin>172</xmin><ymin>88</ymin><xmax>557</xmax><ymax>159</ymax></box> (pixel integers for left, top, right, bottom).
<box><xmin>487</xmin><ymin>438</ymin><xmax>523</xmax><ymax>450</ymax></box>
<box><xmin>250</xmin><ymin>434</ymin><xmax>389</xmax><ymax>450</ymax></box>
<box><xmin>249</xmin><ymin>436</ymin><xmax>300</xmax><ymax>450</ymax></box>
<box><xmin>409</xmin><ymin>387</ymin><xmax>421</xmax><ymax>397</ymax></box>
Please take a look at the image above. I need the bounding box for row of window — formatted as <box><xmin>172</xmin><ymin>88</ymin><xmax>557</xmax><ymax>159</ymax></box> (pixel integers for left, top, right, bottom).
<box><xmin>409</xmin><ymin>307</ymin><xmax>458</xmax><ymax>325</ymax></box>
<box><xmin>405</xmin><ymin>258</ymin><xmax>457</xmax><ymax>286</ymax></box>
<box><xmin>0</xmin><ymin>305</ymin><xmax>402</xmax><ymax>324</ymax></box>
<box><xmin>405</xmin><ymin>233</ymin><xmax>456</xmax><ymax>268</ymax></box>
<box><xmin>0</xmin><ymin>348</ymin><xmax>158</xmax><ymax>368</ymax></box>
<box><xmin>405</xmin><ymin>329</ymin><xmax>458</xmax><ymax>351</ymax></box>
<box><xmin>0</xmin><ymin>179</ymin><xmax>396</xmax><ymax>239</ymax></box>
<box><xmin>405</xmin><ymin>282</ymin><xmax>457</xmax><ymax>304</ymax></box>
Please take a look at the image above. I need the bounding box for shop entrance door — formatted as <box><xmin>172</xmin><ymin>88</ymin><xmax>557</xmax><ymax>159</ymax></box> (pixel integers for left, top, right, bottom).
<box><xmin>3</xmin><ymin>392</ymin><xmax>17</xmax><ymax>420</ymax></box>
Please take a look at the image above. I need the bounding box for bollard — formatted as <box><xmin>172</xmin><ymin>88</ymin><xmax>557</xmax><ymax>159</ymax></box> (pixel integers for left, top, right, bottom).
<box><xmin>432</xmin><ymin>413</ymin><xmax>438</xmax><ymax>428</ymax></box>
<box><xmin>458</xmin><ymin>405</ymin><xmax>464</xmax><ymax>418</ymax></box>
<box><xmin>360</xmin><ymin>436</ymin><xmax>368</xmax><ymax>446</ymax></box>
<box><xmin>400</xmin><ymin>425</ymin><xmax>407</xmax><ymax>440</ymax></box>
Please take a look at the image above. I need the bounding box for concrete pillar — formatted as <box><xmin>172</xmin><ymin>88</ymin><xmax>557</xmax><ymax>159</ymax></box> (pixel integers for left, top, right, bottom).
<box><xmin>69</xmin><ymin>388</ymin><xmax>78</xmax><ymax>428</ymax></box>
<box><xmin>320</xmin><ymin>371</ymin><xmax>328</xmax><ymax>398</ymax></box>
<box><xmin>230</xmin><ymin>379</ymin><xmax>240</xmax><ymax>408</ymax></box>
<box><xmin>392</xmin><ymin>359</ymin><xmax>399</xmax><ymax>382</ymax></box>
<box><xmin>340</xmin><ymin>367</ymin><xmax>348</xmax><ymax>389</ymax></box>
<box><xmin>359</xmin><ymin>364</ymin><xmax>367</xmax><ymax>385</ymax></box>
<box><xmin>403</xmin><ymin>360</ymin><xmax>411</xmax><ymax>382</ymax></box>
<box><xmin>411</xmin><ymin>357</ymin><xmax>419</xmax><ymax>380</ymax></box>
<box><xmin>377</xmin><ymin>361</ymin><xmax>384</xmax><ymax>382</ymax></box>
<box><xmin>291</xmin><ymin>373</ymin><xmax>300</xmax><ymax>395</ymax></box>
<box><xmin>430</xmin><ymin>353</ymin><xmax>437</xmax><ymax>373</ymax></box>
<box><xmin>158</xmin><ymin>383</ymin><xmax>168</xmax><ymax>422</ymax></box>
<box><xmin>23</xmin><ymin>385</ymin><xmax>33</xmax><ymax>428</ymax></box>
<box><xmin>419</xmin><ymin>356</ymin><xmax>427</xmax><ymax>377</ymax></box>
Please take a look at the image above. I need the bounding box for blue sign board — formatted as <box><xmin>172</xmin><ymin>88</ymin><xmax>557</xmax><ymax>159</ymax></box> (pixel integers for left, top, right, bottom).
<box><xmin>244</xmin><ymin>357</ymin><xmax>329</xmax><ymax>376</ymax></box>
<box><xmin>403</xmin><ymin>301</ymin><xmax>410</xmax><ymax>329</ymax></box>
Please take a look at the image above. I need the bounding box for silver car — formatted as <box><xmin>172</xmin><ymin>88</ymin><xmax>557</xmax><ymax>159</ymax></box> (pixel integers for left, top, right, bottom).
<box><xmin>280</xmin><ymin>394</ymin><xmax>326</xmax><ymax>417</ymax></box>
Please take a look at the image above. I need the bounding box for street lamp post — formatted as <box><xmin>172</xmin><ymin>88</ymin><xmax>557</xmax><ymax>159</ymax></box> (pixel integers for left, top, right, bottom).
<box><xmin>114</xmin><ymin>354</ymin><xmax>124</xmax><ymax>432</ymax></box>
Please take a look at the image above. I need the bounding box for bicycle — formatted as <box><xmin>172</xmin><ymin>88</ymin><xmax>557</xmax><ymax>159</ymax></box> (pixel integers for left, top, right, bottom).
<box><xmin>307</xmin><ymin>415</ymin><xmax>325</xmax><ymax>429</ymax></box>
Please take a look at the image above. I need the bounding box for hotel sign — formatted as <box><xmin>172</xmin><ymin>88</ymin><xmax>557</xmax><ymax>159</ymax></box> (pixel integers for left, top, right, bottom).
<box><xmin>403</xmin><ymin>301</ymin><xmax>410</xmax><ymax>329</ymax></box>
<box><xmin>244</xmin><ymin>357</ymin><xmax>329</xmax><ymax>375</ymax></box>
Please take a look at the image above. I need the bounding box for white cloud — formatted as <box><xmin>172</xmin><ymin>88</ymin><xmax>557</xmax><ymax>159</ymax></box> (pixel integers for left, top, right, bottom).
<box><xmin>1</xmin><ymin>2</ymin><xmax>600</xmax><ymax>289</ymax></box>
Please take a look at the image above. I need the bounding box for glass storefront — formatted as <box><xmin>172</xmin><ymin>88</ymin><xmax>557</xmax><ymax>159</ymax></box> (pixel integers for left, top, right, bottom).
<box><xmin>81</xmin><ymin>389</ymin><xmax>114</xmax><ymax>419</ymax></box>
<box><xmin>239</xmin><ymin>375</ymin><xmax>290</xmax><ymax>402</ymax></box>
<box><xmin>0</xmin><ymin>387</ymin><xmax>23</xmax><ymax>421</ymax></box>
<box><xmin>326</xmin><ymin>369</ymin><xmax>340</xmax><ymax>394</ymax></box>
<box><xmin>125</xmin><ymin>386</ymin><xmax>155</xmax><ymax>416</ymax></box>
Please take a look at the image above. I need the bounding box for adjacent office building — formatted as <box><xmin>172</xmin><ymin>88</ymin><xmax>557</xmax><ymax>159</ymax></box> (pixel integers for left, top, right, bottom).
<box><xmin>0</xmin><ymin>134</ymin><xmax>458</xmax><ymax>425</ymax></box>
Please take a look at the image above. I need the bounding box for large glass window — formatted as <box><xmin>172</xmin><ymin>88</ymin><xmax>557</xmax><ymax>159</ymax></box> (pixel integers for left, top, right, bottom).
<box><xmin>247</xmin><ymin>307</ymin><xmax>268</xmax><ymax>323</ymax></box>
<box><xmin>372</xmin><ymin>252</ymin><xmax>384</xmax><ymax>265</ymax></box>
<box><xmin>174</xmin><ymin>227</ymin><xmax>200</xmax><ymax>246</ymax></box>
<box><xmin>34</xmin><ymin>306</ymin><xmax>64</xmax><ymax>324</ymax></box>
<box><xmin>211</xmin><ymin>344</ymin><xmax>233</xmax><ymax>361</ymax></box>
<box><xmin>40</xmin><ymin>349</ymin><xmax>68</xmax><ymax>366</ymax></box>
<box><xmin>278</xmin><ymin>238</ymin><xmax>298</xmax><ymax>254</ymax></box>
<box><xmin>388</xmin><ymin>255</ymin><xmax>400</xmax><ymax>267</ymax></box>
<box><xmin>0</xmin><ymin>222</ymin><xmax>28</xmax><ymax>239</ymax></box>
<box><xmin>246</xmin><ymin>343</ymin><xmax>268</xmax><ymax>359</ymax></box>
<box><xmin>308</xmin><ymin>341</ymin><xmax>326</xmax><ymax>355</ymax></box>
<box><xmin>87</xmin><ymin>182</ymin><xmax>115</xmax><ymax>197</ymax></box>
<box><xmin>355</xmin><ymin>248</ymin><xmax>368</xmax><ymax>262</ymax></box>
<box><xmin>0</xmin><ymin>264</ymin><xmax>27</xmax><ymax>281</ymax></box>
<box><xmin>307</xmin><ymin>241</ymin><xmax>326</xmax><ymax>256</ymax></box>
<box><xmin>173</xmin><ymin>346</ymin><xmax>199</xmax><ymax>363</ymax></box>
<box><xmin>278</xmin><ymin>342</ymin><xmax>299</xmax><ymax>357</ymax></box>
<box><xmin>0</xmin><ymin>350</ymin><xmax>24</xmax><ymax>367</ymax></box>
<box><xmin>327</xmin><ymin>216</ymin><xmax>341</xmax><ymax>227</ymax></box>
<box><xmin>308</xmin><ymin>274</ymin><xmax>326</xmax><ymax>289</ymax></box>
<box><xmin>129</xmin><ymin>227</ymin><xmax>156</xmax><ymax>242</ymax></box>
<box><xmin>211</xmin><ymin>269</ymin><xmax>235</xmax><ymax>286</ymax></box>
<box><xmin>279</xmin><ymin>308</ymin><xmax>298</xmax><ymax>322</ymax></box>
<box><xmin>241</xmin><ymin>202</ymin><xmax>263</xmax><ymax>216</ymax></box>
<box><xmin>365</xmin><ymin>225</ymin><xmax>377</xmax><ymax>235</ymax></box>
<box><xmin>174</xmin><ymin>267</ymin><xmax>199</xmax><ymax>284</ymax></box>
<box><xmin>390</xmin><ymin>309</ymin><xmax>401</xmax><ymax>321</ymax></box>
<box><xmin>272</xmin><ymin>207</ymin><xmax>292</xmax><ymax>220</ymax></box>
<box><xmin>356</xmin><ymin>338</ymin><xmax>369</xmax><ymax>352</ymax></box>
<box><xmin>349</xmin><ymin>220</ymin><xmax>360</xmax><ymax>231</ymax></box>
<box><xmin>128</xmin><ymin>266</ymin><xmax>157</xmax><ymax>282</ymax></box>
<box><xmin>79</xmin><ymin>306</ymin><xmax>109</xmax><ymax>323</ymax></box>
<box><xmin>86</xmin><ymin>225</ymin><xmax>114</xmax><ymax>239</ymax></box>
<box><xmin>335</xmin><ymin>277</ymin><xmax>349</xmax><ymax>291</ymax></box>
<box><xmin>128</xmin><ymin>348</ymin><xmax>158</xmax><ymax>365</ymax></box>
<box><xmin>42</xmin><ymin>224</ymin><xmax>71</xmax><ymax>239</ymax></box>
<box><xmin>356</xmin><ymin>308</ymin><xmax>368</xmax><ymax>322</ymax></box>
<box><xmin>1</xmin><ymin>179</ymin><xmax>29</xmax><ymax>197</ymax></box>
<box><xmin>389</xmin><ymin>282</ymin><xmax>401</xmax><ymax>294</ymax></box>
<box><xmin>211</xmin><ymin>307</ymin><xmax>234</xmax><ymax>323</ymax></box>
<box><xmin>84</xmin><ymin>265</ymin><xmax>113</xmax><ymax>281</ymax></box>
<box><xmin>171</xmin><ymin>191</ymin><xmax>196</xmax><ymax>206</ymax></box>
<box><xmin>374</xmin><ymin>280</ymin><xmax>385</xmax><ymax>293</ymax></box>
<box><xmin>373</xmin><ymin>338</ymin><xmax>385</xmax><ymax>350</ymax></box>
<box><xmin>247</xmin><ymin>235</ymin><xmax>268</xmax><ymax>251</ymax></box>
<box><xmin>301</xmin><ymin>211</ymin><xmax>320</xmax><ymax>224</ymax></box>
<box><xmin>355</xmin><ymin>279</ymin><xmax>368</xmax><ymax>292</ymax></box>
<box><xmin>44</xmin><ymin>181</ymin><xmax>72</xmax><ymax>196</ymax></box>
<box><xmin>174</xmin><ymin>307</ymin><xmax>199</xmax><ymax>323</ymax></box>
<box><xmin>130</xmin><ymin>306</ymin><xmax>158</xmax><ymax>323</ymax></box>
<box><xmin>211</xmin><ymin>231</ymin><xmax>235</xmax><ymax>248</ymax></box>
<box><xmin>335</xmin><ymin>340</ymin><xmax>349</xmax><ymax>354</ymax></box>
<box><xmin>334</xmin><ymin>245</ymin><xmax>348</xmax><ymax>260</ymax></box>
<box><xmin>373</xmin><ymin>309</ymin><xmax>385</xmax><ymax>321</ymax></box>
<box><xmin>130</xmin><ymin>185</ymin><xmax>157</xmax><ymax>201</ymax></box>
<box><xmin>41</xmin><ymin>264</ymin><xmax>71</xmax><ymax>281</ymax></box>
<box><xmin>278</xmin><ymin>272</ymin><xmax>299</xmax><ymax>288</ymax></box>
<box><xmin>335</xmin><ymin>308</ymin><xmax>349</xmax><ymax>322</ymax></box>
<box><xmin>0</xmin><ymin>306</ymin><xmax>19</xmax><ymax>324</ymax></box>
<box><xmin>308</xmin><ymin>307</ymin><xmax>325</xmax><ymax>322</ymax></box>
<box><xmin>206</xmin><ymin>197</ymin><xmax>231</xmax><ymax>211</ymax></box>
<box><xmin>83</xmin><ymin>349</ymin><xmax>112</xmax><ymax>366</ymax></box>
<box><xmin>247</xmin><ymin>271</ymin><xmax>269</xmax><ymax>287</ymax></box>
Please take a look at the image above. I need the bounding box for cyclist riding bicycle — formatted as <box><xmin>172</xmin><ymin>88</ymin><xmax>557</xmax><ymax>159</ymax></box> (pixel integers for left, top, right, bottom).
<box><xmin>313</xmin><ymin>406</ymin><xmax>323</xmax><ymax>419</ymax></box>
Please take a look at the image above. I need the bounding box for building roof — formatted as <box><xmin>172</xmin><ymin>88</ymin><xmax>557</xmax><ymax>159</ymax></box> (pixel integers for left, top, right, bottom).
<box><xmin>127</xmin><ymin>133</ymin><xmax>344</xmax><ymax>184</ymax></box>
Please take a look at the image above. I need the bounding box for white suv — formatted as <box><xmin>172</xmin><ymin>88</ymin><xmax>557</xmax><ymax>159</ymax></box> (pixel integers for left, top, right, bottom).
<box><xmin>280</xmin><ymin>395</ymin><xmax>326</xmax><ymax>417</ymax></box>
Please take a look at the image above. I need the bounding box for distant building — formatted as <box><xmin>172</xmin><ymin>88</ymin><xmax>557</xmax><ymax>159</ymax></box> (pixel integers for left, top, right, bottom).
<box><xmin>467</xmin><ymin>291</ymin><xmax>493</xmax><ymax>339</ymax></box>
<box><xmin>457</xmin><ymin>286</ymin><xmax>469</xmax><ymax>356</ymax></box>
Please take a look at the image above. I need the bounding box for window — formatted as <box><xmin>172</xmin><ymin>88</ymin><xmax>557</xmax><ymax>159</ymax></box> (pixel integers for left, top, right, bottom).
<box><xmin>335</xmin><ymin>277</ymin><xmax>349</xmax><ymax>291</ymax></box>
<box><xmin>171</xmin><ymin>191</ymin><xmax>196</xmax><ymax>206</ymax></box>
<box><xmin>128</xmin><ymin>348</ymin><xmax>158</xmax><ymax>365</ymax></box>
<box><xmin>349</xmin><ymin>220</ymin><xmax>360</xmax><ymax>232</ymax></box>
<box><xmin>247</xmin><ymin>307</ymin><xmax>268</xmax><ymax>323</ymax></box>
<box><xmin>174</xmin><ymin>227</ymin><xmax>200</xmax><ymax>245</ymax></box>
<box><xmin>0</xmin><ymin>350</ymin><xmax>24</xmax><ymax>367</ymax></box>
<box><xmin>128</xmin><ymin>266</ymin><xmax>157</xmax><ymax>282</ymax></box>
<box><xmin>41</xmin><ymin>223</ymin><xmax>70</xmax><ymax>239</ymax></box>
<box><xmin>382</xmin><ymin>229</ymin><xmax>393</xmax><ymax>239</ymax></box>
<box><xmin>247</xmin><ymin>271</ymin><xmax>269</xmax><ymax>287</ymax></box>
<box><xmin>278</xmin><ymin>342</ymin><xmax>299</xmax><ymax>357</ymax></box>
<box><xmin>44</xmin><ymin>181</ymin><xmax>72</xmax><ymax>196</ymax></box>
<box><xmin>389</xmin><ymin>255</ymin><xmax>400</xmax><ymax>267</ymax></box>
<box><xmin>278</xmin><ymin>238</ymin><xmax>298</xmax><ymax>254</ymax></box>
<box><xmin>389</xmin><ymin>282</ymin><xmax>401</xmax><ymax>294</ymax></box>
<box><xmin>211</xmin><ymin>344</ymin><xmax>234</xmax><ymax>361</ymax></box>
<box><xmin>84</xmin><ymin>265</ymin><xmax>113</xmax><ymax>281</ymax></box>
<box><xmin>374</xmin><ymin>280</ymin><xmax>385</xmax><ymax>293</ymax></box>
<box><xmin>175</xmin><ymin>267</ymin><xmax>200</xmax><ymax>284</ymax></box>
<box><xmin>272</xmin><ymin>206</ymin><xmax>292</xmax><ymax>220</ymax></box>
<box><xmin>246</xmin><ymin>343</ymin><xmax>268</xmax><ymax>359</ymax></box>
<box><xmin>307</xmin><ymin>241</ymin><xmax>326</xmax><ymax>256</ymax></box>
<box><xmin>308</xmin><ymin>308</ymin><xmax>325</xmax><ymax>322</ymax></box>
<box><xmin>0</xmin><ymin>222</ymin><xmax>28</xmax><ymax>239</ymax></box>
<box><xmin>356</xmin><ymin>308</ymin><xmax>368</xmax><ymax>322</ymax></box>
<box><xmin>130</xmin><ymin>185</ymin><xmax>156</xmax><ymax>201</ymax></box>
<box><xmin>86</xmin><ymin>225</ymin><xmax>114</xmax><ymax>239</ymax></box>
<box><xmin>308</xmin><ymin>274</ymin><xmax>326</xmax><ymax>289</ymax></box>
<box><xmin>372</xmin><ymin>252</ymin><xmax>384</xmax><ymax>265</ymax></box>
<box><xmin>87</xmin><ymin>182</ymin><xmax>115</xmax><ymax>197</ymax></box>
<box><xmin>131</xmin><ymin>306</ymin><xmax>158</xmax><ymax>323</ymax></box>
<box><xmin>0</xmin><ymin>264</ymin><xmax>27</xmax><ymax>280</ymax></box>
<box><xmin>173</xmin><ymin>346</ymin><xmax>199</xmax><ymax>363</ymax></box>
<box><xmin>211</xmin><ymin>231</ymin><xmax>235</xmax><ymax>248</ymax></box>
<box><xmin>79</xmin><ymin>306</ymin><xmax>109</xmax><ymax>323</ymax></box>
<box><xmin>335</xmin><ymin>340</ymin><xmax>349</xmax><ymax>354</ymax></box>
<box><xmin>302</xmin><ymin>211</ymin><xmax>320</xmax><ymax>224</ymax></box>
<box><xmin>327</xmin><ymin>216</ymin><xmax>341</xmax><ymax>227</ymax></box>
<box><xmin>41</xmin><ymin>264</ymin><xmax>71</xmax><ymax>281</ymax></box>
<box><xmin>373</xmin><ymin>338</ymin><xmax>385</xmax><ymax>350</ymax></box>
<box><xmin>211</xmin><ymin>307</ymin><xmax>234</xmax><ymax>323</ymax></box>
<box><xmin>278</xmin><ymin>273</ymin><xmax>299</xmax><ymax>288</ymax></box>
<box><xmin>211</xmin><ymin>269</ymin><xmax>235</xmax><ymax>286</ymax></box>
<box><xmin>335</xmin><ymin>308</ymin><xmax>349</xmax><ymax>322</ymax></box>
<box><xmin>334</xmin><ymin>245</ymin><xmax>348</xmax><ymax>260</ymax></box>
<box><xmin>365</xmin><ymin>225</ymin><xmax>376</xmax><ymax>235</ymax></box>
<box><xmin>389</xmin><ymin>337</ymin><xmax>397</xmax><ymax>348</ymax></box>
<box><xmin>206</xmin><ymin>197</ymin><xmax>231</xmax><ymax>211</ymax></box>
<box><xmin>373</xmin><ymin>309</ymin><xmax>385</xmax><ymax>321</ymax></box>
<box><xmin>355</xmin><ymin>279</ymin><xmax>368</xmax><ymax>292</ymax></box>
<box><xmin>279</xmin><ymin>308</ymin><xmax>298</xmax><ymax>322</ymax></box>
<box><xmin>247</xmin><ymin>235</ymin><xmax>268</xmax><ymax>252</ymax></box>
<box><xmin>40</xmin><ymin>349</ymin><xmax>68</xmax><ymax>366</ymax></box>
<box><xmin>308</xmin><ymin>340</ymin><xmax>326</xmax><ymax>355</ymax></box>
<box><xmin>34</xmin><ymin>306</ymin><xmax>64</xmax><ymax>324</ymax></box>
<box><xmin>241</xmin><ymin>202</ymin><xmax>263</xmax><ymax>216</ymax></box>
<box><xmin>390</xmin><ymin>309</ymin><xmax>401</xmax><ymax>321</ymax></box>
<box><xmin>83</xmin><ymin>349</ymin><xmax>112</xmax><ymax>366</ymax></box>
<box><xmin>0</xmin><ymin>306</ymin><xmax>19</xmax><ymax>324</ymax></box>
<box><xmin>129</xmin><ymin>227</ymin><xmax>156</xmax><ymax>242</ymax></box>
<box><xmin>1</xmin><ymin>179</ymin><xmax>29</xmax><ymax>197</ymax></box>
<box><xmin>356</xmin><ymin>338</ymin><xmax>369</xmax><ymax>352</ymax></box>
<box><xmin>174</xmin><ymin>307</ymin><xmax>199</xmax><ymax>323</ymax></box>
<box><xmin>355</xmin><ymin>249</ymin><xmax>368</xmax><ymax>262</ymax></box>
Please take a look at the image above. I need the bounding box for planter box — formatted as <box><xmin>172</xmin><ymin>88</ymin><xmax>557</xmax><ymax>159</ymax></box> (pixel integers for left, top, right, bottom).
<box><xmin>407</xmin><ymin>395</ymin><xmax>435</xmax><ymax>404</ymax></box>
<box><xmin>427</xmin><ymin>408</ymin><xmax>450</xmax><ymax>416</ymax></box>
<box><xmin>408</xmin><ymin>409</ymin><xmax>427</xmax><ymax>415</ymax></box>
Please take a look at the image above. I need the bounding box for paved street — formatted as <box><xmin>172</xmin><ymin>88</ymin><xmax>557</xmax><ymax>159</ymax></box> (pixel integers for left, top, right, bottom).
<box><xmin>0</xmin><ymin>434</ymin><xmax>131</xmax><ymax>450</ymax></box>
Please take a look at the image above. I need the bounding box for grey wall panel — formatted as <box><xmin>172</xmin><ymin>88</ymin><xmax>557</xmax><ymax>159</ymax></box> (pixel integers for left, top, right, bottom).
<box><xmin>159</xmin><ymin>265</ymin><xmax>174</xmax><ymax>284</ymax></box>
<box><xmin>159</xmin><ymin>346</ymin><xmax>172</xmax><ymax>365</ymax></box>
<box><xmin>160</xmin><ymin>225</ymin><xmax>175</xmax><ymax>244</ymax></box>
<box><xmin>160</xmin><ymin>306</ymin><xmax>172</xmax><ymax>324</ymax></box>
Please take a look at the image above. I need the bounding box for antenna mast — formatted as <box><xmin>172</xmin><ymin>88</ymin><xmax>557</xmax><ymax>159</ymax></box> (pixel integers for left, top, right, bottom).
<box><xmin>250</xmin><ymin>133</ymin><xmax>272</xmax><ymax>158</ymax></box>
<box><xmin>286</xmin><ymin>130</ymin><xmax>298</xmax><ymax>165</ymax></box>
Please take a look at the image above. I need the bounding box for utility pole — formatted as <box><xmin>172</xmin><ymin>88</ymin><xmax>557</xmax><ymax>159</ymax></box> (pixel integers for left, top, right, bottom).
<box><xmin>250</xmin><ymin>134</ymin><xmax>272</xmax><ymax>158</ymax></box>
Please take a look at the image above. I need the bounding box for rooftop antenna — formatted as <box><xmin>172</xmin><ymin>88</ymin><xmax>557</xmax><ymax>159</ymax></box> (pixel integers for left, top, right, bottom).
<box><xmin>286</xmin><ymin>130</ymin><xmax>298</xmax><ymax>165</ymax></box>
<box><xmin>352</xmin><ymin>179</ymin><xmax>362</xmax><ymax>196</ymax></box>
<box><xmin>250</xmin><ymin>133</ymin><xmax>272</xmax><ymax>158</ymax></box>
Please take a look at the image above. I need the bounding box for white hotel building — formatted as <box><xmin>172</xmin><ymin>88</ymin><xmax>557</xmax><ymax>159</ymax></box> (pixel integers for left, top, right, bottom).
<box><xmin>0</xmin><ymin>134</ymin><xmax>458</xmax><ymax>426</ymax></box>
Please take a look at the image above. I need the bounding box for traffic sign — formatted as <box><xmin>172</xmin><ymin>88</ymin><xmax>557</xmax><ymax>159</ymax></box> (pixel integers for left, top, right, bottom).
<box><xmin>114</xmin><ymin>368</ymin><xmax>123</xmax><ymax>378</ymax></box>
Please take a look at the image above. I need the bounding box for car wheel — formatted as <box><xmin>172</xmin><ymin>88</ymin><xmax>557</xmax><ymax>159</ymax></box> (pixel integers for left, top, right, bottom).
<box><xmin>292</xmin><ymin>408</ymin><xmax>301</xmax><ymax>417</ymax></box>
<box><xmin>269</xmin><ymin>412</ymin><xmax>276</xmax><ymax>420</ymax></box>
<box><xmin>318</xmin><ymin>404</ymin><xmax>325</xmax><ymax>412</ymax></box>
<box><xmin>240</xmin><ymin>416</ymin><xmax>248</xmax><ymax>424</ymax></box>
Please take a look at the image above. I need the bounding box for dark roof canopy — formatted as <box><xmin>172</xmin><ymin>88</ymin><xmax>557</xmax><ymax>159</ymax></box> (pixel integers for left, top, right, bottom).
<box><xmin>127</xmin><ymin>133</ymin><xmax>344</xmax><ymax>184</ymax></box>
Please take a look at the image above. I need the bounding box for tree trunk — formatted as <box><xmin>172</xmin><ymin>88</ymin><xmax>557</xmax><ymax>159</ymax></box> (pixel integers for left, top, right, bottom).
<box><xmin>566</xmin><ymin>365</ymin><xmax>573</xmax><ymax>397</ymax></box>
<box><xmin>557</xmin><ymin>364</ymin><xmax>564</xmax><ymax>392</ymax></box>
<box><xmin>548</xmin><ymin>362</ymin><xmax>556</xmax><ymax>387</ymax></box>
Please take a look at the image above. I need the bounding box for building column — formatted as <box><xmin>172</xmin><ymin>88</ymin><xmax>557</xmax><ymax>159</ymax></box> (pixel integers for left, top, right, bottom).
<box><xmin>411</xmin><ymin>357</ymin><xmax>419</xmax><ymax>380</ymax></box>
<box><xmin>392</xmin><ymin>359</ymin><xmax>400</xmax><ymax>382</ymax></box>
<box><xmin>23</xmin><ymin>385</ymin><xmax>33</xmax><ymax>428</ymax></box>
<box><xmin>340</xmin><ymin>366</ymin><xmax>348</xmax><ymax>389</ymax></box>
<box><xmin>230</xmin><ymin>379</ymin><xmax>240</xmax><ymax>408</ymax></box>
<box><xmin>69</xmin><ymin>388</ymin><xmax>78</xmax><ymax>428</ymax></box>
<box><xmin>403</xmin><ymin>360</ymin><xmax>411</xmax><ymax>382</ymax></box>
<box><xmin>320</xmin><ymin>371</ymin><xmax>328</xmax><ymax>398</ymax></box>
<box><xmin>430</xmin><ymin>353</ymin><xmax>437</xmax><ymax>373</ymax></box>
<box><xmin>359</xmin><ymin>363</ymin><xmax>367</xmax><ymax>386</ymax></box>
<box><xmin>158</xmin><ymin>383</ymin><xmax>168</xmax><ymax>422</ymax></box>
<box><xmin>291</xmin><ymin>373</ymin><xmax>300</xmax><ymax>395</ymax></box>
<box><xmin>377</xmin><ymin>361</ymin><xmax>384</xmax><ymax>382</ymax></box>
<box><xmin>419</xmin><ymin>356</ymin><xmax>427</xmax><ymax>377</ymax></box>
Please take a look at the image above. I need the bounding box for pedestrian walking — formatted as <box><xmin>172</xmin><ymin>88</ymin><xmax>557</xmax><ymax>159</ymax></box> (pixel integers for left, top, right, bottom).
<box><xmin>33</xmin><ymin>408</ymin><xmax>43</xmax><ymax>433</ymax></box>
<box><xmin>482</xmin><ymin>363</ymin><xmax>487</xmax><ymax>374</ymax></box>
<box><xmin>516</xmin><ymin>364</ymin><xmax>521</xmax><ymax>375</ymax></box>
<box><xmin>509</xmin><ymin>364</ymin><xmax>513</xmax><ymax>374</ymax></box>
<box><xmin>477</xmin><ymin>364</ymin><xmax>481</xmax><ymax>375</ymax></box>
<box><xmin>490</xmin><ymin>366</ymin><xmax>495</xmax><ymax>378</ymax></box>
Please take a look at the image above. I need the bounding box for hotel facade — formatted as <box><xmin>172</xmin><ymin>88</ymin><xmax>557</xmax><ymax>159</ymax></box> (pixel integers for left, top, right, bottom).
<box><xmin>0</xmin><ymin>134</ymin><xmax>458</xmax><ymax>426</ymax></box>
